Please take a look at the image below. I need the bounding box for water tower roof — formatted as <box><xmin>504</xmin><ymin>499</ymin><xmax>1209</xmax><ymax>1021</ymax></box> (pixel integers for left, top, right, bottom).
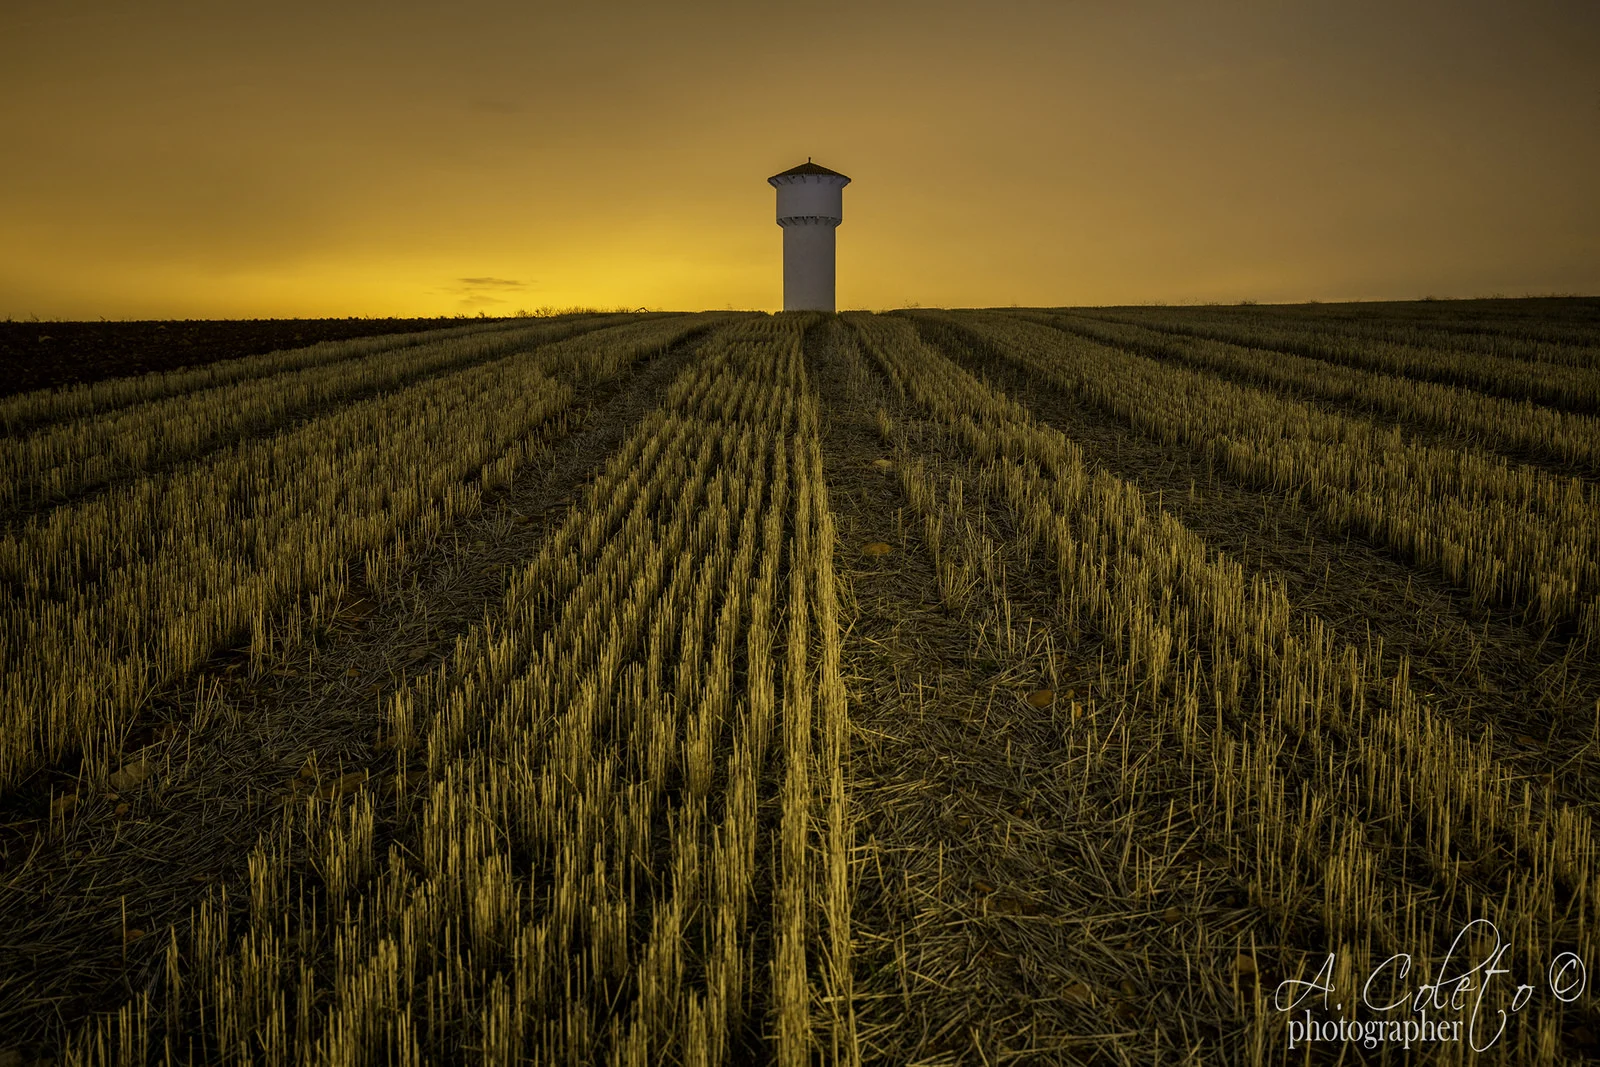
<box><xmin>769</xmin><ymin>160</ymin><xmax>851</xmax><ymax>182</ymax></box>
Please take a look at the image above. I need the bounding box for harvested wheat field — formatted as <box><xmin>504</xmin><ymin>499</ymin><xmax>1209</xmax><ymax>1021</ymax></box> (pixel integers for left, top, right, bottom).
<box><xmin>2</xmin><ymin>301</ymin><xmax>1598</xmax><ymax>1065</ymax></box>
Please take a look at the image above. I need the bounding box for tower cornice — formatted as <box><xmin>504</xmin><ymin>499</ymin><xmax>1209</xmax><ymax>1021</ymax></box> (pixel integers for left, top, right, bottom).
<box><xmin>777</xmin><ymin>215</ymin><xmax>843</xmax><ymax>227</ymax></box>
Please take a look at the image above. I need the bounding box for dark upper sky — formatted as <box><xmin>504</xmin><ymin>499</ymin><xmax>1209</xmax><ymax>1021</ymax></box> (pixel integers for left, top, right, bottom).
<box><xmin>3</xmin><ymin>0</ymin><xmax>1596</xmax><ymax>317</ymax></box>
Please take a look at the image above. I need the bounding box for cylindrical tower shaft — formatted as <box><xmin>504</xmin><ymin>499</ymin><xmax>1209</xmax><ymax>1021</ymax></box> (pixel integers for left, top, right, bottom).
<box><xmin>780</xmin><ymin>220</ymin><xmax>837</xmax><ymax>313</ymax></box>
<box><xmin>768</xmin><ymin>160</ymin><xmax>851</xmax><ymax>312</ymax></box>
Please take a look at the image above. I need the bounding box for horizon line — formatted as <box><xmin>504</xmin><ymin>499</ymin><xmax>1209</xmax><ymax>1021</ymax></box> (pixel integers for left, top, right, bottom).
<box><xmin>7</xmin><ymin>292</ymin><xmax>1599</xmax><ymax>323</ymax></box>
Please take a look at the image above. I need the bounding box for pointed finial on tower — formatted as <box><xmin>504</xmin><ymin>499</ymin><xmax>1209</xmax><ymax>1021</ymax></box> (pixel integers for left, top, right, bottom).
<box><xmin>807</xmin><ymin>156</ymin><xmax>811</xmax><ymax>163</ymax></box>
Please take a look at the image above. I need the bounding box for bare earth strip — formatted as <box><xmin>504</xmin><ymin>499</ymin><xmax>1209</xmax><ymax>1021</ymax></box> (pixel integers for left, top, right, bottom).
<box><xmin>809</xmin><ymin>319</ymin><xmax>1255</xmax><ymax>1064</ymax></box>
<box><xmin>0</xmin><ymin>329</ymin><xmax>712</xmax><ymax>1060</ymax></box>
<box><xmin>910</xmin><ymin>315</ymin><xmax>1600</xmax><ymax>823</ymax></box>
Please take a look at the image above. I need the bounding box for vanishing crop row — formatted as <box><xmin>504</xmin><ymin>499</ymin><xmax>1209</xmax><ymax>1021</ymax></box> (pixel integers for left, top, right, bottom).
<box><xmin>1234</xmin><ymin>306</ymin><xmax>1600</xmax><ymax>370</ymax></box>
<box><xmin>1043</xmin><ymin>312</ymin><xmax>1600</xmax><ymax>471</ymax></box>
<box><xmin>64</xmin><ymin>315</ymin><xmax>854</xmax><ymax>1066</ymax></box>
<box><xmin>1076</xmin><ymin>307</ymin><xmax>1600</xmax><ymax>416</ymax></box>
<box><xmin>0</xmin><ymin>314</ymin><xmax>724</xmax><ymax>798</ymax></box>
<box><xmin>851</xmin><ymin>311</ymin><xmax>1597</xmax><ymax>1061</ymax></box>
<box><xmin>1092</xmin><ymin>300</ymin><xmax>1600</xmax><ymax>356</ymax></box>
<box><xmin>917</xmin><ymin>311</ymin><xmax>1600</xmax><ymax>641</ymax></box>
<box><xmin>0</xmin><ymin>314</ymin><xmax>662</xmax><ymax>514</ymax></box>
<box><xmin>0</xmin><ymin>316</ymin><xmax>578</xmax><ymax>435</ymax></box>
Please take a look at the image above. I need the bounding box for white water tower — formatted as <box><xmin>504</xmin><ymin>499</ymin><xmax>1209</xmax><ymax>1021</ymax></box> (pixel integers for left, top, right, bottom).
<box><xmin>768</xmin><ymin>159</ymin><xmax>850</xmax><ymax>312</ymax></box>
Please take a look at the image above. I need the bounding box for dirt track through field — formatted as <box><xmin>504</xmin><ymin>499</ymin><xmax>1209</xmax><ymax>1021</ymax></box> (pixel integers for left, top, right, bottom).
<box><xmin>911</xmin><ymin>316</ymin><xmax>1600</xmax><ymax>823</ymax></box>
<box><xmin>0</xmin><ymin>330</ymin><xmax>710</xmax><ymax>1058</ymax></box>
<box><xmin>809</xmin><ymin>319</ymin><xmax>1264</xmax><ymax>1064</ymax></box>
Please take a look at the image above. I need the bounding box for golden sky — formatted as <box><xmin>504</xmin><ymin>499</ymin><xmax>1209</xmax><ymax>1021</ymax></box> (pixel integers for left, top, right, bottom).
<box><xmin>2</xmin><ymin>0</ymin><xmax>1596</xmax><ymax>318</ymax></box>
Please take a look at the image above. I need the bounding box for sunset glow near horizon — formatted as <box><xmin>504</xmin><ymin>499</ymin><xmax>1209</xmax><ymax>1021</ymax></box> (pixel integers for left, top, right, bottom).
<box><xmin>3</xmin><ymin>0</ymin><xmax>1597</xmax><ymax>320</ymax></box>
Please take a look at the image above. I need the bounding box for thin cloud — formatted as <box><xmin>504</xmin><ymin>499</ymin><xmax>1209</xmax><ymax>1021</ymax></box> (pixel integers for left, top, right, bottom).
<box><xmin>431</xmin><ymin>279</ymin><xmax>537</xmax><ymax>311</ymax></box>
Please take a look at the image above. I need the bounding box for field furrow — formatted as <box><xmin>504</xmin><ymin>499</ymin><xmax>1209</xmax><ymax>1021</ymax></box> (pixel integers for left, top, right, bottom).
<box><xmin>912</xmin><ymin>311</ymin><xmax>1600</xmax><ymax>642</ymax></box>
<box><xmin>913</xmin><ymin>314</ymin><xmax>1600</xmax><ymax>820</ymax></box>
<box><xmin>1041</xmin><ymin>312</ymin><xmax>1600</xmax><ymax>475</ymax></box>
<box><xmin>845</xmin><ymin>312</ymin><xmax>1599</xmax><ymax>1063</ymax></box>
<box><xmin>1</xmin><ymin>302</ymin><xmax>1593</xmax><ymax>1066</ymax></box>
<box><xmin>1110</xmin><ymin>299</ymin><xmax>1600</xmax><ymax>354</ymax></box>
<box><xmin>811</xmin><ymin>318</ymin><xmax>1256</xmax><ymax>1062</ymax></box>
<box><xmin>0</xmin><ymin>318</ymin><xmax>564</xmax><ymax>435</ymax></box>
<box><xmin>57</xmin><ymin>316</ymin><xmax>853</xmax><ymax>1067</ymax></box>
<box><xmin>0</xmin><ymin>324</ymin><xmax>714</xmax><ymax>1057</ymax></box>
<box><xmin>0</xmin><ymin>314</ymin><xmax>727</xmax><ymax>798</ymax></box>
<box><xmin>1077</xmin><ymin>309</ymin><xmax>1600</xmax><ymax>407</ymax></box>
<box><xmin>0</xmin><ymin>314</ymin><xmax>658</xmax><ymax>518</ymax></box>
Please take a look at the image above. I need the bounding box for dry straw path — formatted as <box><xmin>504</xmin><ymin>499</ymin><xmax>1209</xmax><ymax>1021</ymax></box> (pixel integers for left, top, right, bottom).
<box><xmin>809</xmin><ymin>318</ymin><xmax>1252</xmax><ymax>1063</ymax></box>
